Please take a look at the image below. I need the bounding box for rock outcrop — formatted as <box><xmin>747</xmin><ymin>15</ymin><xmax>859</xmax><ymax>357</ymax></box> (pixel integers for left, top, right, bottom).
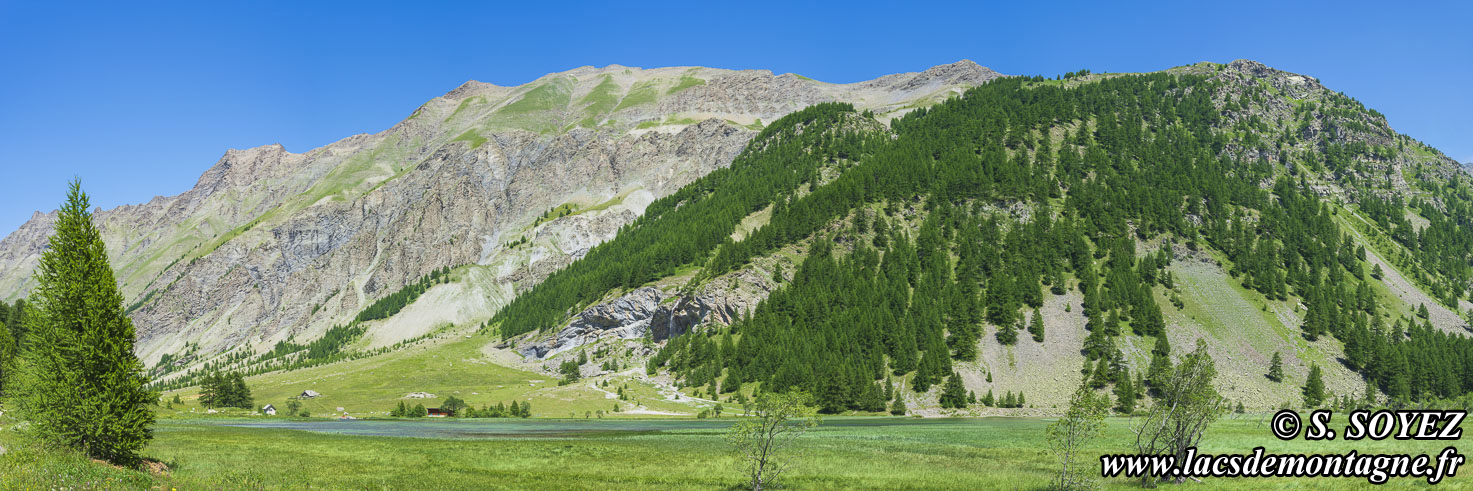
<box><xmin>519</xmin><ymin>253</ymin><xmax>779</xmax><ymax>360</ymax></box>
<box><xmin>518</xmin><ymin>287</ymin><xmax>741</xmax><ymax>359</ymax></box>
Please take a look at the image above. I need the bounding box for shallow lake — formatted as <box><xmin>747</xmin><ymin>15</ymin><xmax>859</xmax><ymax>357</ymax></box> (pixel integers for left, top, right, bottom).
<box><xmin>218</xmin><ymin>416</ymin><xmax>993</xmax><ymax>440</ymax></box>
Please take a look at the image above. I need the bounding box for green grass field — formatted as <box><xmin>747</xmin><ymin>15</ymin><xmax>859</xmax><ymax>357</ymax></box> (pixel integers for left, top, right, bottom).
<box><xmin>159</xmin><ymin>330</ymin><xmax>713</xmax><ymax>420</ymax></box>
<box><xmin>2</xmin><ymin>413</ymin><xmax>1462</xmax><ymax>489</ymax></box>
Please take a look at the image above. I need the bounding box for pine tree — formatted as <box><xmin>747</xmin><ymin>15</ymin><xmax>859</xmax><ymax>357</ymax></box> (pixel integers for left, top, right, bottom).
<box><xmin>1267</xmin><ymin>352</ymin><xmax>1284</xmax><ymax>382</ymax></box>
<box><xmin>1146</xmin><ymin>335</ymin><xmax>1172</xmax><ymax>394</ymax></box>
<box><xmin>198</xmin><ymin>372</ymin><xmax>220</xmax><ymax>408</ymax></box>
<box><xmin>939</xmin><ymin>371</ymin><xmax>968</xmax><ymax>409</ymax></box>
<box><xmin>1081</xmin><ymin>324</ymin><xmax>1106</xmax><ymax>362</ymax></box>
<box><xmin>1113</xmin><ymin>368</ymin><xmax>1136</xmax><ymax>414</ymax></box>
<box><xmin>1028</xmin><ymin>308</ymin><xmax>1045</xmax><ymax>342</ymax></box>
<box><xmin>213</xmin><ymin>373</ymin><xmax>233</xmax><ymax>408</ymax></box>
<box><xmin>890</xmin><ymin>396</ymin><xmax>907</xmax><ymax>416</ymax></box>
<box><xmin>6</xmin><ymin>300</ymin><xmax>29</xmax><ymax>352</ymax></box>
<box><xmin>1104</xmin><ymin>309</ymin><xmax>1122</xmax><ymax>336</ymax></box>
<box><xmin>1303</xmin><ymin>363</ymin><xmax>1326</xmax><ymax>408</ymax></box>
<box><xmin>229</xmin><ymin>372</ymin><xmax>253</xmax><ymax>409</ymax></box>
<box><xmin>0</xmin><ymin>319</ymin><xmax>15</xmax><ymax>397</ymax></box>
<box><xmin>982</xmin><ymin>389</ymin><xmax>995</xmax><ymax>407</ymax></box>
<box><xmin>817</xmin><ymin>368</ymin><xmax>849</xmax><ymax>414</ymax></box>
<box><xmin>911</xmin><ymin>368</ymin><xmax>932</xmax><ymax>393</ymax></box>
<box><xmin>891</xmin><ymin>329</ymin><xmax>918</xmax><ymax>375</ymax></box>
<box><xmin>858</xmin><ymin>381</ymin><xmax>886</xmax><ymax>412</ymax></box>
<box><xmin>914</xmin><ymin>345</ymin><xmax>945</xmax><ymax>392</ymax></box>
<box><xmin>12</xmin><ymin>180</ymin><xmax>155</xmax><ymax>465</ymax></box>
<box><xmin>723</xmin><ymin>368</ymin><xmax>742</xmax><ymax>393</ymax></box>
<box><xmin>1089</xmin><ymin>358</ymin><xmax>1112</xmax><ymax>389</ymax></box>
<box><xmin>995</xmin><ymin>321</ymin><xmax>1019</xmax><ymax>346</ymax></box>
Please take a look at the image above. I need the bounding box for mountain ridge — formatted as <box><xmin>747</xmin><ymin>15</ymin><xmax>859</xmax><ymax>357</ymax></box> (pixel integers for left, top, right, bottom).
<box><xmin>0</xmin><ymin>61</ymin><xmax>1003</xmax><ymax>371</ymax></box>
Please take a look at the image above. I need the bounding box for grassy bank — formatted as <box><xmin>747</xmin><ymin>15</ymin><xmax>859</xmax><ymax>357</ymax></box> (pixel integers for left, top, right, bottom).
<box><xmin>160</xmin><ymin>330</ymin><xmax>710</xmax><ymax>420</ymax></box>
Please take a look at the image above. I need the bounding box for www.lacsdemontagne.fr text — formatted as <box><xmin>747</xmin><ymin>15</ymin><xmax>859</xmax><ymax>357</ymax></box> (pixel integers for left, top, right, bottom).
<box><xmin>1103</xmin><ymin>410</ymin><xmax>1469</xmax><ymax>485</ymax></box>
<box><xmin>1101</xmin><ymin>446</ymin><xmax>1464</xmax><ymax>484</ymax></box>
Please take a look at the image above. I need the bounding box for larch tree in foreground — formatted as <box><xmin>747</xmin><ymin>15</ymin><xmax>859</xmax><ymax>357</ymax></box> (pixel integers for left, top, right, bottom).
<box><xmin>727</xmin><ymin>391</ymin><xmax>821</xmax><ymax>490</ymax></box>
<box><xmin>12</xmin><ymin>180</ymin><xmax>155</xmax><ymax>466</ymax></box>
<box><xmin>1046</xmin><ymin>378</ymin><xmax>1110</xmax><ymax>490</ymax></box>
<box><xmin>1131</xmin><ymin>339</ymin><xmax>1225</xmax><ymax>486</ymax></box>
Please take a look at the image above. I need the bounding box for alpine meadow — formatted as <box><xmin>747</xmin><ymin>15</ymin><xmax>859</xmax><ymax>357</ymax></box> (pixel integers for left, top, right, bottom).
<box><xmin>2</xmin><ymin>15</ymin><xmax>1472</xmax><ymax>488</ymax></box>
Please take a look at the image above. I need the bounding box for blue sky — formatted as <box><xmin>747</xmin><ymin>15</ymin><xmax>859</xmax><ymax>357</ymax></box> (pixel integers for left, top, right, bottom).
<box><xmin>1</xmin><ymin>1</ymin><xmax>1468</xmax><ymax>234</ymax></box>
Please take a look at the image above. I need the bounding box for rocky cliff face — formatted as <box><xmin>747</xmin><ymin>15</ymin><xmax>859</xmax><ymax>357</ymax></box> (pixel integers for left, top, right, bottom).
<box><xmin>518</xmin><ymin>269</ymin><xmax>773</xmax><ymax>360</ymax></box>
<box><xmin>0</xmin><ymin>61</ymin><xmax>1001</xmax><ymax>371</ymax></box>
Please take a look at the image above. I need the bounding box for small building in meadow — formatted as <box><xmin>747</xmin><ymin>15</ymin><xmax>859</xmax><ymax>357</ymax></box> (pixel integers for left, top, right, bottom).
<box><xmin>262</xmin><ymin>404</ymin><xmax>277</xmax><ymax>416</ymax></box>
<box><xmin>427</xmin><ymin>408</ymin><xmax>454</xmax><ymax>418</ymax></box>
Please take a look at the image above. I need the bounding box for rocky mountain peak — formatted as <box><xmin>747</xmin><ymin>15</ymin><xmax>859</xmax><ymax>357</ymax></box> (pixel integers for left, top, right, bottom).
<box><xmin>1223</xmin><ymin>59</ymin><xmax>1324</xmax><ymax>99</ymax></box>
<box><xmin>918</xmin><ymin>59</ymin><xmax>998</xmax><ymax>83</ymax></box>
<box><xmin>445</xmin><ymin>80</ymin><xmax>502</xmax><ymax>99</ymax></box>
<box><xmin>193</xmin><ymin>144</ymin><xmax>302</xmax><ymax>196</ymax></box>
<box><xmin>223</xmin><ymin>142</ymin><xmax>288</xmax><ymax>156</ymax></box>
<box><xmin>852</xmin><ymin>60</ymin><xmax>1003</xmax><ymax>101</ymax></box>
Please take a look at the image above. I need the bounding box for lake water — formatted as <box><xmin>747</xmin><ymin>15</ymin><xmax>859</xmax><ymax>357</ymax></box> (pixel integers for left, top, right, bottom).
<box><xmin>220</xmin><ymin>417</ymin><xmax>985</xmax><ymax>440</ymax></box>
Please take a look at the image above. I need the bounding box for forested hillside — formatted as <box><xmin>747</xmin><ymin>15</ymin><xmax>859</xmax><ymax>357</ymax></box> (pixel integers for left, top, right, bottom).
<box><xmin>493</xmin><ymin>61</ymin><xmax>1473</xmax><ymax>412</ymax></box>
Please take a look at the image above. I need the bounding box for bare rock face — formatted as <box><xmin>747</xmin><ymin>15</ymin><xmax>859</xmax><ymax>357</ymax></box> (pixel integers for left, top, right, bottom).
<box><xmin>856</xmin><ymin>59</ymin><xmax>1001</xmax><ymax>97</ymax></box>
<box><xmin>519</xmin><ymin>287</ymin><xmax>663</xmax><ymax>359</ymax></box>
<box><xmin>0</xmin><ymin>62</ymin><xmax>1001</xmax><ymax>373</ymax></box>
<box><xmin>519</xmin><ymin>251</ymin><xmax>778</xmax><ymax>360</ymax></box>
<box><xmin>519</xmin><ymin>283</ymin><xmax>754</xmax><ymax>359</ymax></box>
<box><xmin>1224</xmin><ymin>59</ymin><xmax>1324</xmax><ymax>99</ymax></box>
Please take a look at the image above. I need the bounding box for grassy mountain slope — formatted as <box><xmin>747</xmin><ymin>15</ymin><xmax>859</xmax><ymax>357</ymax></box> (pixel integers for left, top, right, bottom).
<box><xmin>154</xmin><ymin>59</ymin><xmax>1473</xmax><ymax>418</ymax></box>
